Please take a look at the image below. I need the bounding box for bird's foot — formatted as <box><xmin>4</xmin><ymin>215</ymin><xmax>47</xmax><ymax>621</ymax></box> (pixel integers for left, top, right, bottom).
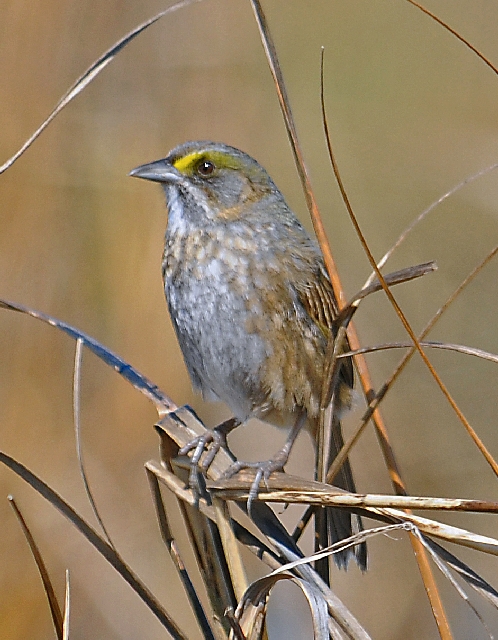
<box><xmin>178</xmin><ymin>417</ymin><xmax>239</xmax><ymax>499</ymax></box>
<box><xmin>220</xmin><ymin>412</ymin><xmax>306</xmax><ymax>514</ymax></box>
<box><xmin>222</xmin><ymin>449</ymin><xmax>289</xmax><ymax>513</ymax></box>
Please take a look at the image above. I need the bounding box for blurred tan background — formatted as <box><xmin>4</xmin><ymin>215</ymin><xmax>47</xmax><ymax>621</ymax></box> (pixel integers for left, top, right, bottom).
<box><xmin>1</xmin><ymin>1</ymin><xmax>497</xmax><ymax>638</ymax></box>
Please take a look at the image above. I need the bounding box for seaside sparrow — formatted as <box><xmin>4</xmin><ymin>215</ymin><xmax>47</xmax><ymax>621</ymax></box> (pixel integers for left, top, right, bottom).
<box><xmin>130</xmin><ymin>141</ymin><xmax>366</xmax><ymax>571</ymax></box>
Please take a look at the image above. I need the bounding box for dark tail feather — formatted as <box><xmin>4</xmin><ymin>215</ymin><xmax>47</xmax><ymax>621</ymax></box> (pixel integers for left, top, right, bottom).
<box><xmin>315</xmin><ymin>417</ymin><xmax>367</xmax><ymax>581</ymax></box>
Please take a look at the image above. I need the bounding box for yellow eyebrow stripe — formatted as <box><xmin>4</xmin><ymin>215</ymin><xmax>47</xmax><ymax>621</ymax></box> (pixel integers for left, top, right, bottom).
<box><xmin>173</xmin><ymin>152</ymin><xmax>205</xmax><ymax>174</ymax></box>
<box><xmin>173</xmin><ymin>150</ymin><xmax>244</xmax><ymax>175</ymax></box>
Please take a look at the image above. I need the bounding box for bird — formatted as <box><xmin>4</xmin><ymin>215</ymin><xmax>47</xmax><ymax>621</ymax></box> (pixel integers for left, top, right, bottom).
<box><xmin>130</xmin><ymin>141</ymin><xmax>367</xmax><ymax>572</ymax></box>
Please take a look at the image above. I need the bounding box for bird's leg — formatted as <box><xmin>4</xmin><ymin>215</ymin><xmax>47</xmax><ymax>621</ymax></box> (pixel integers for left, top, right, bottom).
<box><xmin>179</xmin><ymin>416</ymin><xmax>239</xmax><ymax>471</ymax></box>
<box><xmin>223</xmin><ymin>410</ymin><xmax>307</xmax><ymax>511</ymax></box>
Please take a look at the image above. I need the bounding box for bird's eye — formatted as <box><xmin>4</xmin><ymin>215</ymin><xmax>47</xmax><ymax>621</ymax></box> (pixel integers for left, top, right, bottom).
<box><xmin>196</xmin><ymin>159</ymin><xmax>215</xmax><ymax>177</ymax></box>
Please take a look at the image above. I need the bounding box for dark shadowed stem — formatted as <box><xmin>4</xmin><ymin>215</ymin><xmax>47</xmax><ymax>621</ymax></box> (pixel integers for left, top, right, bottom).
<box><xmin>146</xmin><ymin>468</ymin><xmax>216</xmax><ymax>640</ymax></box>
<box><xmin>1</xmin><ymin>452</ymin><xmax>188</xmax><ymax>639</ymax></box>
<box><xmin>9</xmin><ymin>497</ymin><xmax>64</xmax><ymax>640</ymax></box>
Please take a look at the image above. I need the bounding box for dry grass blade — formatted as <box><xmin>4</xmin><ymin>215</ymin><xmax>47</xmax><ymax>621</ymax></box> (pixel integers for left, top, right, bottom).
<box><xmin>208</xmin><ymin>475</ymin><xmax>498</xmax><ymax>515</ymax></box>
<box><xmin>322</xmin><ymin>261</ymin><xmax>437</xmax><ymax>408</ymax></box>
<box><xmin>146</xmin><ymin>468</ymin><xmax>218</xmax><ymax>640</ymax></box>
<box><xmin>248</xmin><ymin>0</ymin><xmax>340</xmax><ymax>300</ymax></box>
<box><xmin>321</xmin><ymin>261</ymin><xmax>437</xmax><ymax>411</ymax></box>
<box><xmin>406</xmin><ymin>0</ymin><xmax>498</xmax><ymax>76</ymax></box>
<box><xmin>0</xmin><ymin>0</ymin><xmax>206</xmax><ymax>175</ymax></box>
<box><xmin>1</xmin><ymin>452</ymin><xmax>188</xmax><ymax>639</ymax></box>
<box><xmin>342</xmin><ymin>340</ymin><xmax>498</xmax><ymax>365</ymax></box>
<box><xmin>370</xmin><ymin>165</ymin><xmax>498</xmax><ymax>279</ymax></box>
<box><xmin>0</xmin><ymin>299</ymin><xmax>174</xmax><ymax>413</ymax></box>
<box><xmin>421</xmin><ymin>537</ymin><xmax>498</xmax><ymax>609</ymax></box>
<box><xmin>271</xmin><ymin>524</ymin><xmax>410</xmax><ymax>575</ymax></box>
<box><xmin>63</xmin><ymin>571</ymin><xmax>70</xmax><ymax>640</ymax></box>
<box><xmin>415</xmin><ymin>534</ymin><xmax>497</xmax><ymax>639</ymax></box>
<box><xmin>322</xmin><ymin>52</ymin><xmax>486</xmax><ymax>476</ymax></box>
<box><xmin>235</xmin><ymin>573</ymin><xmax>329</xmax><ymax>640</ymax></box>
<box><xmin>212</xmin><ymin>496</ymin><xmax>249</xmax><ymax>602</ymax></box>
<box><xmin>328</xmin><ymin>244</ymin><xmax>498</xmax><ymax>488</ymax></box>
<box><xmin>8</xmin><ymin>496</ymin><xmax>64</xmax><ymax>640</ymax></box>
<box><xmin>375</xmin><ymin>511</ymin><xmax>498</xmax><ymax>556</ymax></box>
<box><xmin>151</xmin><ymin>413</ymin><xmax>370</xmax><ymax>637</ymax></box>
<box><xmin>209</xmin><ymin>474</ymin><xmax>498</xmax><ymax>556</ymax></box>
<box><xmin>318</xmin><ymin>46</ymin><xmax>400</xmax><ymax>479</ymax></box>
<box><xmin>319</xmin><ymin>48</ymin><xmax>450</xmax><ymax>635</ymax></box>
<box><xmin>342</xmin><ymin>261</ymin><xmax>437</xmax><ymax>313</ymax></box>
<box><xmin>391</xmin><ymin>244</ymin><xmax>498</xmax><ymax>364</ymax></box>
<box><xmin>170</xmin><ymin>459</ymin><xmax>237</xmax><ymax>638</ymax></box>
<box><xmin>145</xmin><ymin>459</ymin><xmax>282</xmax><ymax>572</ymax></box>
<box><xmin>73</xmin><ymin>339</ymin><xmax>116</xmax><ymax>550</ymax></box>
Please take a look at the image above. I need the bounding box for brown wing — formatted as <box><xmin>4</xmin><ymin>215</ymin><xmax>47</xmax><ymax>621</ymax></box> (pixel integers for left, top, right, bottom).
<box><xmin>295</xmin><ymin>266</ymin><xmax>354</xmax><ymax>392</ymax></box>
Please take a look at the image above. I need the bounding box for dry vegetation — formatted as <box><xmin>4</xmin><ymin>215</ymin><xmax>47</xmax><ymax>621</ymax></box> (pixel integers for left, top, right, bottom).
<box><xmin>0</xmin><ymin>2</ymin><xmax>497</xmax><ymax>639</ymax></box>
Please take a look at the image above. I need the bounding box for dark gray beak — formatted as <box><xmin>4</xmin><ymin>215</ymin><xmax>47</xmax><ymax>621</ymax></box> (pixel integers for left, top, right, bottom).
<box><xmin>129</xmin><ymin>159</ymin><xmax>181</xmax><ymax>184</ymax></box>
